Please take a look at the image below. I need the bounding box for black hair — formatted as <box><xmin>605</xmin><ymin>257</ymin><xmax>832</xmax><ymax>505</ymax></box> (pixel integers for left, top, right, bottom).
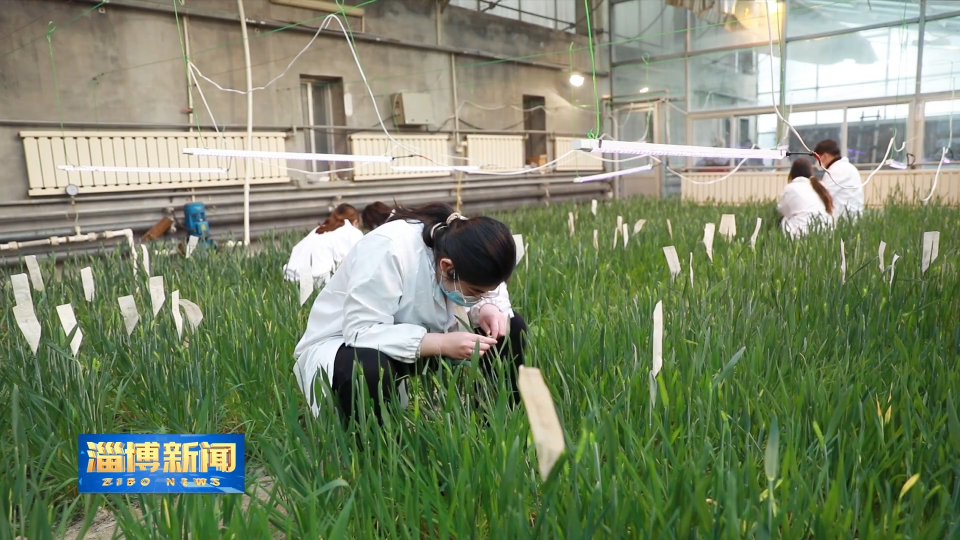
<box><xmin>387</xmin><ymin>202</ymin><xmax>515</xmax><ymax>288</ymax></box>
<box><xmin>814</xmin><ymin>139</ymin><xmax>841</xmax><ymax>158</ymax></box>
<box><xmin>789</xmin><ymin>158</ymin><xmax>834</xmax><ymax>215</ymax></box>
<box><xmin>789</xmin><ymin>158</ymin><xmax>814</xmax><ymax>181</ymax></box>
<box><xmin>361</xmin><ymin>201</ymin><xmax>392</xmax><ymax>231</ymax></box>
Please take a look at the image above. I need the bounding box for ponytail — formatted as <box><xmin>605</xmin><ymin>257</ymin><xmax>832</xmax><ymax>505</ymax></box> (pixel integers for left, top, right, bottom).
<box><xmin>316</xmin><ymin>203</ymin><xmax>359</xmax><ymax>234</ymax></box>
<box><xmin>809</xmin><ymin>177</ymin><xmax>834</xmax><ymax>215</ymax></box>
<box><xmin>388</xmin><ymin>203</ymin><xmax>516</xmax><ymax>287</ymax></box>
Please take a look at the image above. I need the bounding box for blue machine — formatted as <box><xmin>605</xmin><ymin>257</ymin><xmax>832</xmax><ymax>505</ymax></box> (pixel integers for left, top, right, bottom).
<box><xmin>183</xmin><ymin>203</ymin><xmax>216</xmax><ymax>247</ymax></box>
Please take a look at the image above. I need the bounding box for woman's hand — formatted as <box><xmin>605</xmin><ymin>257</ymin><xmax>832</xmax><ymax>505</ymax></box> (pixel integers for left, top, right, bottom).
<box><xmin>419</xmin><ymin>332</ymin><xmax>498</xmax><ymax>360</ymax></box>
<box><xmin>477</xmin><ymin>304</ymin><xmax>509</xmax><ymax>339</ymax></box>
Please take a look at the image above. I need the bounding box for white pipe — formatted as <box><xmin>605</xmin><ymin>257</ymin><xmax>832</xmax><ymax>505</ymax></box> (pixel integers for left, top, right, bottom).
<box><xmin>238</xmin><ymin>0</ymin><xmax>253</xmax><ymax>247</ymax></box>
<box><xmin>0</xmin><ymin>229</ymin><xmax>133</xmax><ymax>252</ymax></box>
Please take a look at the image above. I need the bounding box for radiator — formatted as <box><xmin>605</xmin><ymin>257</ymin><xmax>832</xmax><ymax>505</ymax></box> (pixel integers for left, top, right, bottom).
<box><xmin>349</xmin><ymin>132</ymin><xmax>451</xmax><ymax>181</ymax></box>
<box><xmin>553</xmin><ymin>137</ymin><xmax>604</xmax><ymax>172</ymax></box>
<box><xmin>21</xmin><ymin>131</ymin><xmax>289</xmax><ymax>196</ymax></box>
<box><xmin>465</xmin><ymin>135</ymin><xmax>525</xmax><ymax>171</ymax></box>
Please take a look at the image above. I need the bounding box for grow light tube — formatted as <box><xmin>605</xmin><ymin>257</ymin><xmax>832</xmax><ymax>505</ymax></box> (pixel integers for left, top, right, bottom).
<box><xmin>574</xmin><ymin>139</ymin><xmax>787</xmax><ymax>161</ymax></box>
<box><xmin>390</xmin><ymin>165</ymin><xmax>481</xmax><ymax>173</ymax></box>
<box><xmin>574</xmin><ymin>164</ymin><xmax>653</xmax><ymax>183</ymax></box>
<box><xmin>59</xmin><ymin>165</ymin><xmax>227</xmax><ymax>174</ymax></box>
<box><xmin>885</xmin><ymin>159</ymin><xmax>907</xmax><ymax>170</ymax></box>
<box><xmin>182</xmin><ymin>148</ymin><xmax>393</xmax><ymax>164</ymax></box>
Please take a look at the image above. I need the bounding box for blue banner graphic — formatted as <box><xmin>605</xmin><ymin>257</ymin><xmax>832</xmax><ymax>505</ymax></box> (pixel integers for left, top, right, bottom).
<box><xmin>78</xmin><ymin>434</ymin><xmax>244</xmax><ymax>494</ymax></box>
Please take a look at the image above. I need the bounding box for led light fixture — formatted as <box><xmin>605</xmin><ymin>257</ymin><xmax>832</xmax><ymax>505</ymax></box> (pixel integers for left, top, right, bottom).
<box><xmin>390</xmin><ymin>165</ymin><xmax>481</xmax><ymax>173</ymax></box>
<box><xmin>885</xmin><ymin>159</ymin><xmax>907</xmax><ymax>170</ymax></box>
<box><xmin>574</xmin><ymin>139</ymin><xmax>787</xmax><ymax>161</ymax></box>
<box><xmin>639</xmin><ymin>87</ymin><xmax>650</xmax><ymax>94</ymax></box>
<box><xmin>574</xmin><ymin>164</ymin><xmax>653</xmax><ymax>183</ymax></box>
<box><xmin>569</xmin><ymin>73</ymin><xmax>585</xmax><ymax>87</ymax></box>
<box><xmin>59</xmin><ymin>165</ymin><xmax>227</xmax><ymax>174</ymax></box>
<box><xmin>182</xmin><ymin>148</ymin><xmax>393</xmax><ymax>163</ymax></box>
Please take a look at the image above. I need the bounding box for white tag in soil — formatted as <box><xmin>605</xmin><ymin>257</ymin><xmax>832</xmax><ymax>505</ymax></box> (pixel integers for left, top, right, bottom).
<box><xmin>13</xmin><ymin>304</ymin><xmax>41</xmax><ymax>354</ymax></box>
<box><xmin>633</xmin><ymin>219</ymin><xmax>646</xmax><ymax>234</ymax></box>
<box><xmin>141</xmin><ymin>245</ymin><xmax>151</xmax><ymax>276</ymax></box>
<box><xmin>719</xmin><ymin>214</ymin><xmax>737</xmax><ymax>242</ymax></box>
<box><xmin>24</xmin><ymin>255</ymin><xmax>44</xmax><ymax>292</ymax></box>
<box><xmin>921</xmin><ymin>231</ymin><xmax>940</xmax><ymax>274</ymax></box>
<box><xmin>840</xmin><ymin>240</ymin><xmax>846</xmax><ymax>284</ymax></box>
<box><xmin>616</xmin><ymin>215</ymin><xmax>623</xmax><ymax>231</ymax></box>
<box><xmin>118</xmin><ymin>295</ymin><xmax>140</xmax><ymax>336</ymax></box>
<box><xmin>878</xmin><ymin>241</ymin><xmax>886</xmax><ymax>272</ymax></box>
<box><xmin>128</xmin><ymin>234</ymin><xmax>138</xmax><ymax>265</ymax></box>
<box><xmin>179</xmin><ymin>299</ymin><xmax>204</xmax><ymax>330</ymax></box>
<box><xmin>689</xmin><ymin>252</ymin><xmax>694</xmax><ymax>287</ymax></box>
<box><xmin>56</xmin><ymin>303</ymin><xmax>82</xmax><ymax>355</ymax></box>
<box><xmin>148</xmin><ymin>276</ymin><xmax>165</xmax><ymax>316</ymax></box>
<box><xmin>890</xmin><ymin>254</ymin><xmax>900</xmax><ymax>286</ymax></box>
<box><xmin>568</xmin><ymin>212</ymin><xmax>575</xmax><ymax>237</ymax></box>
<box><xmin>81</xmin><ymin>267</ymin><xmax>95</xmax><ymax>302</ymax></box>
<box><xmin>592</xmin><ymin>230</ymin><xmax>598</xmax><ymax>250</ymax></box>
<box><xmin>703</xmin><ymin>223</ymin><xmax>715</xmax><ymax>262</ymax></box>
<box><xmin>171</xmin><ymin>290</ymin><xmax>183</xmax><ymax>339</ymax></box>
<box><xmin>750</xmin><ymin>218</ymin><xmax>762</xmax><ymax>251</ymax></box>
<box><xmin>622</xmin><ymin>224</ymin><xmax>629</xmax><ymax>249</ymax></box>
<box><xmin>513</xmin><ymin>234</ymin><xmax>525</xmax><ymax>264</ymax></box>
<box><xmin>652</xmin><ymin>300</ymin><xmax>663</xmax><ymax>378</ymax></box>
<box><xmin>298</xmin><ymin>265</ymin><xmax>314</xmax><ymax>306</ymax></box>
<box><xmin>11</xmin><ymin>273</ymin><xmax>32</xmax><ymax>307</ymax></box>
<box><xmin>186</xmin><ymin>236</ymin><xmax>199</xmax><ymax>259</ymax></box>
<box><xmin>591</xmin><ymin>199</ymin><xmax>597</xmax><ymax>216</ymax></box>
<box><xmin>662</xmin><ymin>246</ymin><xmax>681</xmax><ymax>281</ymax></box>
<box><xmin>517</xmin><ymin>366</ymin><xmax>566</xmax><ymax>481</ymax></box>
<box><xmin>612</xmin><ymin>226</ymin><xmax>619</xmax><ymax>250</ymax></box>
<box><xmin>666</xmin><ymin>219</ymin><xmax>673</xmax><ymax>239</ymax></box>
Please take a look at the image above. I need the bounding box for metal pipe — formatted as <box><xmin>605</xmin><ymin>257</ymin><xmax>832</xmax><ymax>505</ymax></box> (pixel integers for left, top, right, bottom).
<box><xmin>237</xmin><ymin>0</ymin><xmax>253</xmax><ymax>247</ymax></box>
<box><xmin>451</xmin><ymin>54</ymin><xmax>460</xmax><ymax>153</ymax></box>
<box><xmin>0</xmin><ymin>229</ymin><xmax>132</xmax><ymax>252</ymax></box>
<box><xmin>184</xmin><ymin>14</ymin><xmax>195</xmax><ymax>128</ymax></box>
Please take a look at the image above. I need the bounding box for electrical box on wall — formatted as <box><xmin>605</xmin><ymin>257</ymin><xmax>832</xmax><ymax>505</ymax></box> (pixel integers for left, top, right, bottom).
<box><xmin>392</xmin><ymin>93</ymin><xmax>435</xmax><ymax>126</ymax></box>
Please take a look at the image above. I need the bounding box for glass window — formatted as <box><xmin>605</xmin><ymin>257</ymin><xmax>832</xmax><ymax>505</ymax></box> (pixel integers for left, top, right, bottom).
<box><xmin>691</xmin><ymin>118</ymin><xmax>734</xmax><ymax>169</ymax></box>
<box><xmin>690</xmin><ymin>46</ymin><xmax>780</xmax><ymax>111</ymax></box>
<box><xmin>788</xmin><ymin>0</ymin><xmax>920</xmax><ymax>39</ymax></box>
<box><xmin>690</xmin><ymin>0</ymin><xmax>782</xmax><ymax>51</ymax></box>
<box><xmin>925</xmin><ymin>1</ymin><xmax>960</xmax><ymax>17</ymax></box>
<box><xmin>520</xmin><ymin>0</ymin><xmax>557</xmax><ymax>29</ymax></box>
<box><xmin>846</xmin><ymin>104</ymin><xmax>909</xmax><ymax>165</ymax></box>
<box><xmin>612</xmin><ymin>59</ymin><xmax>685</xmax><ymax>100</ymax></box>
<box><xmin>785</xmin><ymin>25</ymin><xmax>918</xmax><ymax>105</ymax></box>
<box><xmin>923</xmin><ymin>99</ymin><xmax>960</xmax><ymax>162</ymax></box>
<box><xmin>612</xmin><ymin>1</ymin><xmax>687</xmax><ymax>64</ymax></box>
<box><xmin>785</xmin><ymin>109</ymin><xmax>843</xmax><ymax>159</ymax></box>
<box><xmin>919</xmin><ymin>15</ymin><xmax>960</xmax><ymax>94</ymax></box>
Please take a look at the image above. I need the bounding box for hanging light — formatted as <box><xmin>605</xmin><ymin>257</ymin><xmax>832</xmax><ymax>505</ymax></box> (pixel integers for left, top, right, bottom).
<box><xmin>569</xmin><ymin>73</ymin><xmax>585</xmax><ymax>87</ymax></box>
<box><xmin>182</xmin><ymin>148</ymin><xmax>392</xmax><ymax>163</ymax></box>
<box><xmin>59</xmin><ymin>165</ymin><xmax>228</xmax><ymax>174</ymax></box>
<box><xmin>574</xmin><ymin>164</ymin><xmax>653</xmax><ymax>183</ymax></box>
<box><xmin>574</xmin><ymin>139</ymin><xmax>787</xmax><ymax>160</ymax></box>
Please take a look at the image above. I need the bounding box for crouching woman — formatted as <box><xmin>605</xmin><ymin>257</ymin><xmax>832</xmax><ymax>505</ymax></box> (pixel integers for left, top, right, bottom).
<box><xmin>293</xmin><ymin>203</ymin><xmax>526</xmax><ymax>423</ymax></box>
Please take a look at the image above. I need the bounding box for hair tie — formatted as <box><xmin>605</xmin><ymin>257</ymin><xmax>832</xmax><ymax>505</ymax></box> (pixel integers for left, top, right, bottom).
<box><xmin>446</xmin><ymin>212</ymin><xmax>468</xmax><ymax>226</ymax></box>
<box><xmin>430</xmin><ymin>222</ymin><xmax>444</xmax><ymax>239</ymax></box>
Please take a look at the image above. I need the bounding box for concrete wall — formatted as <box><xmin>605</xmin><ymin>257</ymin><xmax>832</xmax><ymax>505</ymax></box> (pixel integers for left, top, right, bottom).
<box><xmin>0</xmin><ymin>0</ymin><xmax>612</xmax><ymax>248</ymax></box>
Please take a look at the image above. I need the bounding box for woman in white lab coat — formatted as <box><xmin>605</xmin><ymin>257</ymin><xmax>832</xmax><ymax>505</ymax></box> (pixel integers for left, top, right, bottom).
<box><xmin>777</xmin><ymin>158</ymin><xmax>835</xmax><ymax>239</ymax></box>
<box><xmin>293</xmin><ymin>203</ymin><xmax>525</xmax><ymax>423</ymax></box>
<box><xmin>283</xmin><ymin>203</ymin><xmax>364</xmax><ymax>284</ymax></box>
<box><xmin>814</xmin><ymin>139</ymin><xmax>864</xmax><ymax>220</ymax></box>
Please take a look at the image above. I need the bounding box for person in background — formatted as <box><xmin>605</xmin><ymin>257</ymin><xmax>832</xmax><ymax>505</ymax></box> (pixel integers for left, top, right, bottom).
<box><xmin>360</xmin><ymin>201</ymin><xmax>393</xmax><ymax>231</ymax></box>
<box><xmin>814</xmin><ymin>139</ymin><xmax>864</xmax><ymax>220</ymax></box>
<box><xmin>283</xmin><ymin>203</ymin><xmax>363</xmax><ymax>284</ymax></box>
<box><xmin>293</xmin><ymin>203</ymin><xmax>526</xmax><ymax>423</ymax></box>
<box><xmin>777</xmin><ymin>158</ymin><xmax>834</xmax><ymax>239</ymax></box>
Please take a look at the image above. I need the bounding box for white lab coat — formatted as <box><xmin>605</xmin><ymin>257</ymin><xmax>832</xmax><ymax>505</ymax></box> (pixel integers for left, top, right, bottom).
<box><xmin>282</xmin><ymin>221</ymin><xmax>364</xmax><ymax>284</ymax></box>
<box><xmin>777</xmin><ymin>177</ymin><xmax>834</xmax><ymax>239</ymax></box>
<box><xmin>293</xmin><ymin>219</ymin><xmax>514</xmax><ymax>416</ymax></box>
<box><xmin>821</xmin><ymin>157</ymin><xmax>864</xmax><ymax>220</ymax></box>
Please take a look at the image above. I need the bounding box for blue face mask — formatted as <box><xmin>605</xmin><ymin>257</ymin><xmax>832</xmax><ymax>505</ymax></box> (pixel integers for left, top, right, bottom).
<box><xmin>440</xmin><ymin>278</ymin><xmax>481</xmax><ymax>307</ymax></box>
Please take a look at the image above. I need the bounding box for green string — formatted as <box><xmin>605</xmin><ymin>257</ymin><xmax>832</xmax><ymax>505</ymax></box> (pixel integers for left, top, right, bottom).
<box><xmin>0</xmin><ymin>1</ymin><xmax>106</xmax><ymax>60</ymax></box>
<box><xmin>45</xmin><ymin>21</ymin><xmax>64</xmax><ymax>135</ymax></box>
<box><xmin>582</xmin><ymin>0</ymin><xmax>601</xmax><ymax>139</ymax></box>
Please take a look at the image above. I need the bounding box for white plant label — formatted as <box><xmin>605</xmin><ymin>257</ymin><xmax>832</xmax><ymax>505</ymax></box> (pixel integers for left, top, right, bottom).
<box><xmin>890</xmin><ymin>254</ymin><xmax>900</xmax><ymax>286</ymax></box>
<box><xmin>921</xmin><ymin>231</ymin><xmax>940</xmax><ymax>274</ymax></box>
<box><xmin>591</xmin><ymin>199</ymin><xmax>597</xmax><ymax>216</ymax></box>
<box><xmin>81</xmin><ymin>267</ymin><xmax>95</xmax><ymax>302</ymax></box>
<box><xmin>513</xmin><ymin>234</ymin><xmax>525</xmax><ymax>264</ymax></box>
<box><xmin>592</xmin><ymin>230</ymin><xmax>598</xmax><ymax>250</ymax></box>
<box><xmin>667</xmin><ymin>219</ymin><xmax>673</xmax><ymax>239</ymax></box>
<box><xmin>719</xmin><ymin>214</ymin><xmax>736</xmax><ymax>242</ymax></box>
<box><xmin>25</xmin><ymin>255</ymin><xmax>44</xmax><ymax>292</ymax></box>
<box><xmin>186</xmin><ymin>236</ymin><xmax>199</xmax><ymax>259</ymax></box>
<box><xmin>689</xmin><ymin>252</ymin><xmax>694</xmax><ymax>287</ymax></box>
<box><xmin>11</xmin><ymin>273</ymin><xmax>32</xmax><ymax>307</ymax></box>
<box><xmin>56</xmin><ymin>303</ymin><xmax>82</xmax><ymax>355</ymax></box>
<box><xmin>750</xmin><ymin>218</ymin><xmax>762</xmax><ymax>251</ymax></box>
<box><xmin>703</xmin><ymin>223</ymin><xmax>715</xmax><ymax>262</ymax></box>
<box><xmin>118</xmin><ymin>296</ymin><xmax>140</xmax><ymax>336</ymax></box>
<box><xmin>633</xmin><ymin>219</ymin><xmax>646</xmax><ymax>234</ymax></box>
<box><xmin>662</xmin><ymin>246</ymin><xmax>681</xmax><ymax>281</ymax></box>
<box><xmin>179</xmin><ymin>299</ymin><xmax>204</xmax><ymax>330</ymax></box>
<box><xmin>568</xmin><ymin>212</ymin><xmax>575</xmax><ymax>237</ymax></box>
<box><xmin>840</xmin><ymin>240</ymin><xmax>846</xmax><ymax>284</ymax></box>
<box><xmin>613</xmin><ymin>225</ymin><xmax>619</xmax><ymax>250</ymax></box>
<box><xmin>652</xmin><ymin>300</ymin><xmax>663</xmax><ymax>378</ymax></box>
<box><xmin>172</xmin><ymin>290</ymin><xmax>183</xmax><ymax>339</ymax></box>
<box><xmin>878</xmin><ymin>241</ymin><xmax>886</xmax><ymax>272</ymax></box>
<box><xmin>141</xmin><ymin>245</ymin><xmax>151</xmax><ymax>276</ymax></box>
<box><xmin>617</xmin><ymin>215</ymin><xmax>623</xmax><ymax>231</ymax></box>
<box><xmin>13</xmin><ymin>303</ymin><xmax>41</xmax><ymax>354</ymax></box>
<box><xmin>517</xmin><ymin>366</ymin><xmax>566</xmax><ymax>481</ymax></box>
<box><xmin>128</xmin><ymin>234</ymin><xmax>138</xmax><ymax>265</ymax></box>
<box><xmin>148</xmin><ymin>276</ymin><xmax>165</xmax><ymax>316</ymax></box>
<box><xmin>298</xmin><ymin>265</ymin><xmax>314</xmax><ymax>306</ymax></box>
<box><xmin>622</xmin><ymin>223</ymin><xmax>629</xmax><ymax>249</ymax></box>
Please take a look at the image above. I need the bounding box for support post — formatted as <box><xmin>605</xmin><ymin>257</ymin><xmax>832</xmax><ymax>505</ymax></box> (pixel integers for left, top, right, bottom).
<box><xmin>238</xmin><ymin>0</ymin><xmax>253</xmax><ymax>247</ymax></box>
